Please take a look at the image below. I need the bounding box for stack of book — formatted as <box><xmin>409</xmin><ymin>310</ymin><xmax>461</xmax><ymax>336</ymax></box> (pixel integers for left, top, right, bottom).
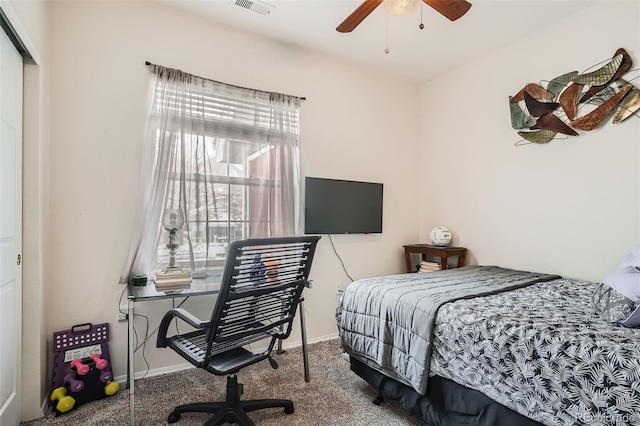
<box><xmin>418</xmin><ymin>261</ymin><xmax>441</xmax><ymax>272</ymax></box>
<box><xmin>154</xmin><ymin>271</ymin><xmax>192</xmax><ymax>290</ymax></box>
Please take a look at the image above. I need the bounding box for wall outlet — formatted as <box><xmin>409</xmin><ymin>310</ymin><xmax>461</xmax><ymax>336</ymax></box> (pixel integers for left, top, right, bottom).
<box><xmin>336</xmin><ymin>283</ymin><xmax>343</xmax><ymax>295</ymax></box>
<box><xmin>118</xmin><ymin>312</ymin><xmax>128</xmax><ymax>322</ymax></box>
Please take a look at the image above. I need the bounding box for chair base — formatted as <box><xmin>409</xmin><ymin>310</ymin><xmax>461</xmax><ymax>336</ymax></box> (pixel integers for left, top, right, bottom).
<box><xmin>167</xmin><ymin>375</ymin><xmax>294</xmax><ymax>426</ymax></box>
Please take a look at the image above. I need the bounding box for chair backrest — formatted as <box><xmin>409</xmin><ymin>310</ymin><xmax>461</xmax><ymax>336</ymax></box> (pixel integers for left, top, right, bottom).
<box><xmin>205</xmin><ymin>236</ymin><xmax>320</xmax><ymax>360</ymax></box>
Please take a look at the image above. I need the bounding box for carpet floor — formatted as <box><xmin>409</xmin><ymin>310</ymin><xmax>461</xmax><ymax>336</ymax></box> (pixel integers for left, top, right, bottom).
<box><xmin>22</xmin><ymin>339</ymin><xmax>427</xmax><ymax>425</ymax></box>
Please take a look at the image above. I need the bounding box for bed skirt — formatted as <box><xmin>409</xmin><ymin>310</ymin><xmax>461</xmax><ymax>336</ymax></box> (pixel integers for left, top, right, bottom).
<box><xmin>350</xmin><ymin>357</ymin><xmax>544</xmax><ymax>426</ymax></box>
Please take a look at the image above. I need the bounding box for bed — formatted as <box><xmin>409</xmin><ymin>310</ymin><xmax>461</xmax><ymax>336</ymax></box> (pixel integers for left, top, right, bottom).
<box><xmin>336</xmin><ymin>265</ymin><xmax>640</xmax><ymax>426</ymax></box>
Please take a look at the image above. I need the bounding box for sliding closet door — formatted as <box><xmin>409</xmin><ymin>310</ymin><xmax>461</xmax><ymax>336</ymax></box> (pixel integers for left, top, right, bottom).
<box><xmin>0</xmin><ymin>22</ymin><xmax>23</xmax><ymax>426</ymax></box>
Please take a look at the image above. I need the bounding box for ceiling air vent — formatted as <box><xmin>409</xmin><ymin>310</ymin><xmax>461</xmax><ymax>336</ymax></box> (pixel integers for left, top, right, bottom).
<box><xmin>233</xmin><ymin>0</ymin><xmax>274</xmax><ymax>15</ymax></box>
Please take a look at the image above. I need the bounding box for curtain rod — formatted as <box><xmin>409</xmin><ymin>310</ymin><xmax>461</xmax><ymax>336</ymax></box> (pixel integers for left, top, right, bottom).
<box><xmin>144</xmin><ymin>61</ymin><xmax>306</xmax><ymax>101</ymax></box>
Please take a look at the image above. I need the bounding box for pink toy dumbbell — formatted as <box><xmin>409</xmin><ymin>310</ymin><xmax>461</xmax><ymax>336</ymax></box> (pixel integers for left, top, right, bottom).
<box><xmin>70</xmin><ymin>358</ymin><xmax>90</xmax><ymax>375</ymax></box>
<box><xmin>89</xmin><ymin>354</ymin><xmax>109</xmax><ymax>370</ymax></box>
<box><xmin>99</xmin><ymin>370</ymin><xmax>113</xmax><ymax>383</ymax></box>
<box><xmin>64</xmin><ymin>373</ymin><xmax>84</xmax><ymax>393</ymax></box>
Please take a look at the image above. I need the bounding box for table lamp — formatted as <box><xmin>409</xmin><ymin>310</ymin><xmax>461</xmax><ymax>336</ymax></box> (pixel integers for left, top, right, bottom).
<box><xmin>162</xmin><ymin>208</ymin><xmax>184</xmax><ymax>274</ymax></box>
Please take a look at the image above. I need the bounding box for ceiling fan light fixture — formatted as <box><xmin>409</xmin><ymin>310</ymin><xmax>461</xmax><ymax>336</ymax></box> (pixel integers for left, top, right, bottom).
<box><xmin>233</xmin><ymin>0</ymin><xmax>274</xmax><ymax>16</ymax></box>
<box><xmin>383</xmin><ymin>0</ymin><xmax>420</xmax><ymax>16</ymax></box>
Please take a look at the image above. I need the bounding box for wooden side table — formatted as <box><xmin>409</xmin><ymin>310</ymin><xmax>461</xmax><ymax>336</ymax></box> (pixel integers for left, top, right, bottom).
<box><xmin>403</xmin><ymin>244</ymin><xmax>467</xmax><ymax>273</ymax></box>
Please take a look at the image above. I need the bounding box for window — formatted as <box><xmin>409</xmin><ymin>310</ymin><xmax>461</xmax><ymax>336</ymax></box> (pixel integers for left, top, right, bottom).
<box><xmin>156</xmin><ymin>136</ymin><xmax>289</xmax><ymax>271</ymax></box>
<box><xmin>120</xmin><ymin>65</ymin><xmax>302</xmax><ymax>283</ymax></box>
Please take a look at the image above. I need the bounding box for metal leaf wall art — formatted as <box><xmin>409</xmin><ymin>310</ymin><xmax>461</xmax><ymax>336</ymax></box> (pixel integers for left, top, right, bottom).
<box><xmin>509</xmin><ymin>48</ymin><xmax>640</xmax><ymax>145</ymax></box>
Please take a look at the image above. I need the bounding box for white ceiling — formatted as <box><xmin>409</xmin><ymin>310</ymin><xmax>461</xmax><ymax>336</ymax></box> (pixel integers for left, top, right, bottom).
<box><xmin>158</xmin><ymin>0</ymin><xmax>599</xmax><ymax>84</ymax></box>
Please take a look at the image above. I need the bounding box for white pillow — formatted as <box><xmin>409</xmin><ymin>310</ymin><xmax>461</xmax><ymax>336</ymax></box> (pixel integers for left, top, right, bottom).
<box><xmin>619</xmin><ymin>244</ymin><xmax>640</xmax><ymax>269</ymax></box>
<box><xmin>603</xmin><ymin>245</ymin><xmax>640</xmax><ymax>302</ymax></box>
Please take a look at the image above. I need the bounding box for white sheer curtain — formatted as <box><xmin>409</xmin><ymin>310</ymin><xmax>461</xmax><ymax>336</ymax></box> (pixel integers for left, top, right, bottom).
<box><xmin>120</xmin><ymin>64</ymin><xmax>303</xmax><ymax>284</ymax></box>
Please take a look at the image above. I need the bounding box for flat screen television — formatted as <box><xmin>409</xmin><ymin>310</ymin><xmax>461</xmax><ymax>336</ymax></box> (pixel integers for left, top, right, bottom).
<box><xmin>304</xmin><ymin>177</ymin><xmax>383</xmax><ymax>234</ymax></box>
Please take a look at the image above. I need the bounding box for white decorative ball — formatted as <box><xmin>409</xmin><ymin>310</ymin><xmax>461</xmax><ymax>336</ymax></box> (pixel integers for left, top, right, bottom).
<box><xmin>430</xmin><ymin>226</ymin><xmax>452</xmax><ymax>246</ymax></box>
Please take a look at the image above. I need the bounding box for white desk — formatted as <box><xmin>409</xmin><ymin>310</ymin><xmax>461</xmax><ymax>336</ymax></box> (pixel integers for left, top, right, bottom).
<box><xmin>126</xmin><ymin>280</ymin><xmax>311</xmax><ymax>426</ymax></box>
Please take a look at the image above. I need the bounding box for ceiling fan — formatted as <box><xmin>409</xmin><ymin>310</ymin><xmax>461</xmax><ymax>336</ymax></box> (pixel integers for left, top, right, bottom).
<box><xmin>336</xmin><ymin>0</ymin><xmax>472</xmax><ymax>33</ymax></box>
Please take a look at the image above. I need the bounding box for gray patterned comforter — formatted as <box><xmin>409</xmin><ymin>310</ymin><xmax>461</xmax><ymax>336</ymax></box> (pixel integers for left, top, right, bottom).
<box><xmin>337</xmin><ymin>265</ymin><xmax>560</xmax><ymax>395</ymax></box>
<box><xmin>431</xmin><ymin>278</ymin><xmax>640</xmax><ymax>426</ymax></box>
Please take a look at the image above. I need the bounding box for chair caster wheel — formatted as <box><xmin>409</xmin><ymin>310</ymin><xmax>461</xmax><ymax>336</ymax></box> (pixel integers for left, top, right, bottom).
<box><xmin>373</xmin><ymin>395</ymin><xmax>383</xmax><ymax>405</ymax></box>
<box><xmin>168</xmin><ymin>412</ymin><xmax>180</xmax><ymax>423</ymax></box>
<box><xmin>284</xmin><ymin>406</ymin><xmax>294</xmax><ymax>414</ymax></box>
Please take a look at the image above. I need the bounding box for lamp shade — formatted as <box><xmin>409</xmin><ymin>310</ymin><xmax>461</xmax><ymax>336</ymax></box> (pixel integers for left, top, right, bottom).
<box><xmin>383</xmin><ymin>0</ymin><xmax>420</xmax><ymax>16</ymax></box>
<box><xmin>162</xmin><ymin>209</ymin><xmax>184</xmax><ymax>232</ymax></box>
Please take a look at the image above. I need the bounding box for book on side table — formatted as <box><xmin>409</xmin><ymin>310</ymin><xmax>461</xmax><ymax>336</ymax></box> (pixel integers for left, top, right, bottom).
<box><xmin>418</xmin><ymin>261</ymin><xmax>441</xmax><ymax>272</ymax></box>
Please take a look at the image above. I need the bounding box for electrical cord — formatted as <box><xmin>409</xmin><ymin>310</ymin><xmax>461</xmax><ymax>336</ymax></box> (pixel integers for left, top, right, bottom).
<box><xmin>327</xmin><ymin>234</ymin><xmax>354</xmax><ymax>282</ymax></box>
<box><xmin>134</xmin><ymin>296</ymin><xmax>193</xmax><ymax>379</ymax></box>
<box><xmin>132</xmin><ymin>313</ymin><xmax>151</xmax><ymax>379</ymax></box>
<box><xmin>119</xmin><ymin>287</ymin><xmax>197</xmax><ymax>381</ymax></box>
<box><xmin>172</xmin><ymin>297</ymin><xmax>190</xmax><ymax>335</ymax></box>
<box><xmin>118</xmin><ymin>285</ymin><xmax>127</xmax><ymax>316</ymax></box>
<box><xmin>119</xmin><ymin>284</ymin><xmax>152</xmax><ymax>379</ymax></box>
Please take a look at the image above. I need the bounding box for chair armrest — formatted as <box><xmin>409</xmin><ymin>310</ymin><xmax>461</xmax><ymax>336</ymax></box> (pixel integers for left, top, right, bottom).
<box><xmin>156</xmin><ymin>308</ymin><xmax>211</xmax><ymax>348</ymax></box>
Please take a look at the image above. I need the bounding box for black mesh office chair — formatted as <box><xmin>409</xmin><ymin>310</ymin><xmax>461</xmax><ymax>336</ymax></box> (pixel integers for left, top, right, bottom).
<box><xmin>157</xmin><ymin>236</ymin><xmax>320</xmax><ymax>426</ymax></box>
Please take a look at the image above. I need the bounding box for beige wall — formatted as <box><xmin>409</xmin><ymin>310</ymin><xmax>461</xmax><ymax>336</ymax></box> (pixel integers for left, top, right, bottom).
<box><xmin>419</xmin><ymin>1</ymin><xmax>640</xmax><ymax>281</ymax></box>
<box><xmin>45</xmin><ymin>0</ymin><xmax>420</xmax><ymax>396</ymax></box>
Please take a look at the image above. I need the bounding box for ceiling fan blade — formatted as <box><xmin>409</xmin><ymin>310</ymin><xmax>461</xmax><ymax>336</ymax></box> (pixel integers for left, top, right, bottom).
<box><xmin>422</xmin><ymin>0</ymin><xmax>472</xmax><ymax>21</ymax></box>
<box><xmin>336</xmin><ymin>0</ymin><xmax>383</xmax><ymax>33</ymax></box>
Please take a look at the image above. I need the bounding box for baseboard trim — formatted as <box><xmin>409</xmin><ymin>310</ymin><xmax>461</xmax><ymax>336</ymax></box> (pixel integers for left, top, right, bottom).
<box><xmin>114</xmin><ymin>333</ymin><xmax>339</xmax><ymax>384</ymax></box>
<box><xmin>38</xmin><ymin>398</ymin><xmax>47</xmax><ymax>418</ymax></box>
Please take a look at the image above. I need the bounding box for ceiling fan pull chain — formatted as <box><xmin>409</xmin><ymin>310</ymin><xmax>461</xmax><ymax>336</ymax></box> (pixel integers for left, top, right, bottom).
<box><xmin>384</xmin><ymin>13</ymin><xmax>390</xmax><ymax>54</ymax></box>
<box><xmin>419</xmin><ymin>3</ymin><xmax>424</xmax><ymax>30</ymax></box>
